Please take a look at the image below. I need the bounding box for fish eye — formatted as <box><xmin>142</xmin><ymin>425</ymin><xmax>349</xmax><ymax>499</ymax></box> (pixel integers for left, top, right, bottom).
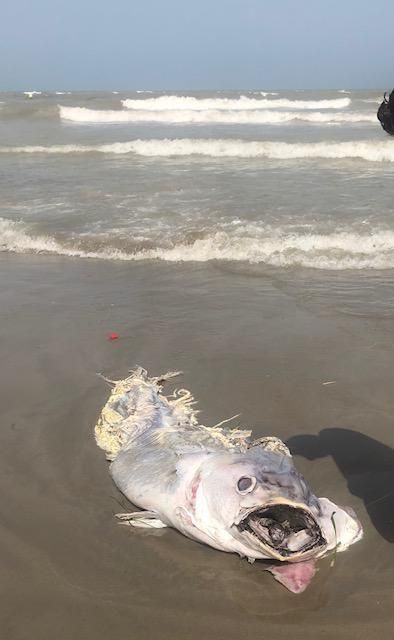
<box><xmin>237</xmin><ymin>476</ymin><xmax>256</xmax><ymax>494</ymax></box>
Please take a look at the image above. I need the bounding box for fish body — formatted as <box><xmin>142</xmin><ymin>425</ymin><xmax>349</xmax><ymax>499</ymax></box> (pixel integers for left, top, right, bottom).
<box><xmin>95</xmin><ymin>368</ymin><xmax>363</xmax><ymax>593</ymax></box>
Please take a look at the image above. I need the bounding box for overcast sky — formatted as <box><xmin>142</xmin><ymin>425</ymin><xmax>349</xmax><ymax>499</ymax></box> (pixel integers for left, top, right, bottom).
<box><xmin>1</xmin><ymin>0</ymin><xmax>393</xmax><ymax>90</ymax></box>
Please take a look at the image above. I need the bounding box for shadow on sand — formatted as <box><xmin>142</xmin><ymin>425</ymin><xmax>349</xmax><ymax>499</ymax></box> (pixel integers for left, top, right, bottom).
<box><xmin>287</xmin><ymin>428</ymin><xmax>394</xmax><ymax>543</ymax></box>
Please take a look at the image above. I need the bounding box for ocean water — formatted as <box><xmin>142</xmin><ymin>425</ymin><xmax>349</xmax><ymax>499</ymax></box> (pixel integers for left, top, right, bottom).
<box><xmin>1</xmin><ymin>89</ymin><xmax>394</xmax><ymax>315</ymax></box>
<box><xmin>1</xmin><ymin>91</ymin><xmax>394</xmax><ymax>639</ymax></box>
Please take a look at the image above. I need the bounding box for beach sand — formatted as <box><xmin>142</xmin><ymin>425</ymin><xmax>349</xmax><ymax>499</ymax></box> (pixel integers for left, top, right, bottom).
<box><xmin>0</xmin><ymin>254</ymin><xmax>393</xmax><ymax>639</ymax></box>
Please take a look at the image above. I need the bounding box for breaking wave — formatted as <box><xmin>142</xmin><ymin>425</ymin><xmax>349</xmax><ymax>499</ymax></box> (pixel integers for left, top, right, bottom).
<box><xmin>2</xmin><ymin>138</ymin><xmax>394</xmax><ymax>162</ymax></box>
<box><xmin>121</xmin><ymin>96</ymin><xmax>351</xmax><ymax>111</ymax></box>
<box><xmin>2</xmin><ymin>218</ymin><xmax>394</xmax><ymax>270</ymax></box>
<box><xmin>59</xmin><ymin>105</ymin><xmax>374</xmax><ymax>125</ymax></box>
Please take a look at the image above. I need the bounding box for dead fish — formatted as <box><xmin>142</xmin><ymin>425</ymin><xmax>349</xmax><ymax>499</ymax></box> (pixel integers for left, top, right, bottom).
<box><xmin>94</xmin><ymin>368</ymin><xmax>363</xmax><ymax>594</ymax></box>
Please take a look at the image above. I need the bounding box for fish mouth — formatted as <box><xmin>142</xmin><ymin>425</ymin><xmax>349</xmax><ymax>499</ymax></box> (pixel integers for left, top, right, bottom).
<box><xmin>237</xmin><ymin>502</ymin><xmax>326</xmax><ymax>559</ymax></box>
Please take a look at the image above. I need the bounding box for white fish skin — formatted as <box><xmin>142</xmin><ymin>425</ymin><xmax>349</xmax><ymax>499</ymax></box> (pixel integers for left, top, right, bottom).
<box><xmin>95</xmin><ymin>368</ymin><xmax>363</xmax><ymax>592</ymax></box>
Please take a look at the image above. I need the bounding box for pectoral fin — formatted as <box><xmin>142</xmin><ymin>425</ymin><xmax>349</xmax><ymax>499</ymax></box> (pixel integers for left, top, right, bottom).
<box><xmin>115</xmin><ymin>511</ymin><xmax>168</xmax><ymax>528</ymax></box>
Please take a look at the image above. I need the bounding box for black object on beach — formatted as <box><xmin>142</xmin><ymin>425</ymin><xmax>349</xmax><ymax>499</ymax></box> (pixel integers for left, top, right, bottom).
<box><xmin>377</xmin><ymin>89</ymin><xmax>394</xmax><ymax>135</ymax></box>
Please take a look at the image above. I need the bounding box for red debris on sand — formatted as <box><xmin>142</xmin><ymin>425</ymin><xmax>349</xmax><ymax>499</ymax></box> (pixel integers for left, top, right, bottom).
<box><xmin>107</xmin><ymin>332</ymin><xmax>120</xmax><ymax>341</ymax></box>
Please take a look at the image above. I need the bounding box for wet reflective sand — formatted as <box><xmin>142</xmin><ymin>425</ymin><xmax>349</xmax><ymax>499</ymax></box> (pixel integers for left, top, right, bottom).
<box><xmin>0</xmin><ymin>255</ymin><xmax>393</xmax><ymax>639</ymax></box>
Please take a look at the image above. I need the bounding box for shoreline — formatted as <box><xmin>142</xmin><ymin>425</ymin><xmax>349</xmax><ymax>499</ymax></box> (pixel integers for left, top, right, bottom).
<box><xmin>0</xmin><ymin>253</ymin><xmax>393</xmax><ymax>638</ymax></box>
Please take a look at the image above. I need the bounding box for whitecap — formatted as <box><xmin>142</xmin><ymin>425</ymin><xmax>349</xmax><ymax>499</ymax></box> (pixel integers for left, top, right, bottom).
<box><xmin>59</xmin><ymin>105</ymin><xmax>373</xmax><ymax>125</ymax></box>
<box><xmin>3</xmin><ymin>138</ymin><xmax>394</xmax><ymax>162</ymax></box>
<box><xmin>2</xmin><ymin>218</ymin><xmax>394</xmax><ymax>270</ymax></box>
<box><xmin>121</xmin><ymin>95</ymin><xmax>351</xmax><ymax>111</ymax></box>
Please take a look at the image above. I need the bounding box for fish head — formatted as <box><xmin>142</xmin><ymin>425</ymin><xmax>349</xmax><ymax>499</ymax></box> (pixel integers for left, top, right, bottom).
<box><xmin>192</xmin><ymin>448</ymin><xmax>362</xmax><ymax>564</ymax></box>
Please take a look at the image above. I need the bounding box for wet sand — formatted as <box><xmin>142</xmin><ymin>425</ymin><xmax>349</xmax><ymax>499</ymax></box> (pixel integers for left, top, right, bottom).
<box><xmin>0</xmin><ymin>254</ymin><xmax>393</xmax><ymax>639</ymax></box>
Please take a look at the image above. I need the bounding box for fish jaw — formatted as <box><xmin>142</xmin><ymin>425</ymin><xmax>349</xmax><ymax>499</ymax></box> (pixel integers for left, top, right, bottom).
<box><xmin>317</xmin><ymin>497</ymin><xmax>364</xmax><ymax>554</ymax></box>
<box><xmin>233</xmin><ymin>498</ymin><xmax>327</xmax><ymax>561</ymax></box>
<box><xmin>263</xmin><ymin>497</ymin><xmax>363</xmax><ymax>594</ymax></box>
<box><xmin>233</xmin><ymin>496</ymin><xmax>363</xmax><ymax>563</ymax></box>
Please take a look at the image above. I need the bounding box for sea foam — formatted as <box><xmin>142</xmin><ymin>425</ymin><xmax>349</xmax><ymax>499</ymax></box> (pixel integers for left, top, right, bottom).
<box><xmin>2</xmin><ymin>218</ymin><xmax>394</xmax><ymax>270</ymax></box>
<box><xmin>23</xmin><ymin>91</ymin><xmax>42</xmax><ymax>98</ymax></box>
<box><xmin>59</xmin><ymin>105</ymin><xmax>374</xmax><ymax>125</ymax></box>
<box><xmin>121</xmin><ymin>96</ymin><xmax>351</xmax><ymax>111</ymax></box>
<box><xmin>3</xmin><ymin>138</ymin><xmax>394</xmax><ymax>162</ymax></box>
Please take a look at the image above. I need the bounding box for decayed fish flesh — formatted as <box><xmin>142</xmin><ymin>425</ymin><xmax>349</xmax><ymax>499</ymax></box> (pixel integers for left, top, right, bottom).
<box><xmin>94</xmin><ymin>368</ymin><xmax>363</xmax><ymax>593</ymax></box>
